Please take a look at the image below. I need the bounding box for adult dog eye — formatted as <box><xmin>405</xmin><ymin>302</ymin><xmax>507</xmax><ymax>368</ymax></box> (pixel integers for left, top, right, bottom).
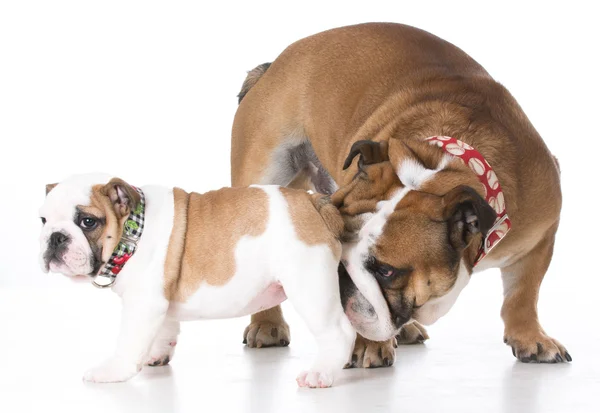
<box><xmin>376</xmin><ymin>267</ymin><xmax>396</xmax><ymax>278</ymax></box>
<box><xmin>40</xmin><ymin>217</ymin><xmax>46</xmax><ymax>225</ymax></box>
<box><xmin>366</xmin><ymin>257</ymin><xmax>412</xmax><ymax>280</ymax></box>
<box><xmin>80</xmin><ymin>217</ymin><xmax>97</xmax><ymax>230</ymax></box>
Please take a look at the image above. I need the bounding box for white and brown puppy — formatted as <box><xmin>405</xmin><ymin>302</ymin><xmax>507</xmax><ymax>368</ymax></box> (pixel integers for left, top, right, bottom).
<box><xmin>38</xmin><ymin>173</ymin><xmax>355</xmax><ymax>387</ymax></box>
<box><xmin>232</xmin><ymin>22</ymin><xmax>569</xmax><ymax>366</ymax></box>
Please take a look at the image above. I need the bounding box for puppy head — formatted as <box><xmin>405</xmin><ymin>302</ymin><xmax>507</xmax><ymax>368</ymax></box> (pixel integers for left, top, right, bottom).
<box><xmin>334</xmin><ymin>140</ymin><xmax>495</xmax><ymax>341</ymax></box>
<box><xmin>38</xmin><ymin>174</ymin><xmax>140</xmax><ymax>278</ymax></box>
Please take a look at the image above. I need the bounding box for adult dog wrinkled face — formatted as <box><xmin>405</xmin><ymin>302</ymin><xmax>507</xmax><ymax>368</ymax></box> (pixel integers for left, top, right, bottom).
<box><xmin>38</xmin><ymin>174</ymin><xmax>140</xmax><ymax>278</ymax></box>
<box><xmin>333</xmin><ymin>140</ymin><xmax>496</xmax><ymax>341</ymax></box>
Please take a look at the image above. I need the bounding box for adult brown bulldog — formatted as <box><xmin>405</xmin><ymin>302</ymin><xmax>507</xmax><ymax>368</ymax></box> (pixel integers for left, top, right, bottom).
<box><xmin>231</xmin><ymin>22</ymin><xmax>568</xmax><ymax>367</ymax></box>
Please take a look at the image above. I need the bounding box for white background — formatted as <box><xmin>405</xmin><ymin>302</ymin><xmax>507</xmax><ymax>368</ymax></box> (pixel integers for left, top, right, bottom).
<box><xmin>0</xmin><ymin>1</ymin><xmax>598</xmax><ymax>412</ymax></box>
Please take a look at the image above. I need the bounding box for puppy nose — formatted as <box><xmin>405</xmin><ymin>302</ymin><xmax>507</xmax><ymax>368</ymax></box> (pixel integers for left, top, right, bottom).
<box><xmin>50</xmin><ymin>232</ymin><xmax>68</xmax><ymax>247</ymax></box>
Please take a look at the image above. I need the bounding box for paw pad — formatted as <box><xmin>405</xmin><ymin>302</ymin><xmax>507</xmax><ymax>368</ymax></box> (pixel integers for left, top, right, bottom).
<box><xmin>147</xmin><ymin>356</ymin><xmax>170</xmax><ymax>366</ymax></box>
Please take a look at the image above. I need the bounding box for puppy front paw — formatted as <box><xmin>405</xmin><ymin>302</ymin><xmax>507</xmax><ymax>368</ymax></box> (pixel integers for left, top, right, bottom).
<box><xmin>83</xmin><ymin>356</ymin><xmax>141</xmax><ymax>383</ymax></box>
<box><xmin>504</xmin><ymin>329</ymin><xmax>571</xmax><ymax>363</ymax></box>
<box><xmin>296</xmin><ymin>370</ymin><xmax>334</xmax><ymax>388</ymax></box>
<box><xmin>145</xmin><ymin>341</ymin><xmax>176</xmax><ymax>366</ymax></box>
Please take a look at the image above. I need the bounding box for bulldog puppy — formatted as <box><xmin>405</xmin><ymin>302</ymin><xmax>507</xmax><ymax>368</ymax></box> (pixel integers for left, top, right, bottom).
<box><xmin>39</xmin><ymin>173</ymin><xmax>355</xmax><ymax>388</ymax></box>
<box><xmin>231</xmin><ymin>22</ymin><xmax>568</xmax><ymax>366</ymax></box>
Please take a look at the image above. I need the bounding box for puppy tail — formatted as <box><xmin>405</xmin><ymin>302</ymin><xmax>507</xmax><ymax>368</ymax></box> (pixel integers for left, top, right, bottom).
<box><xmin>237</xmin><ymin>62</ymin><xmax>271</xmax><ymax>104</ymax></box>
<box><xmin>310</xmin><ymin>194</ymin><xmax>345</xmax><ymax>241</ymax></box>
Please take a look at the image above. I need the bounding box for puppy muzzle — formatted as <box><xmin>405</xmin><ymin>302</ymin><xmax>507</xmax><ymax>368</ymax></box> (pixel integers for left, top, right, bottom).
<box><xmin>39</xmin><ymin>224</ymin><xmax>94</xmax><ymax>276</ymax></box>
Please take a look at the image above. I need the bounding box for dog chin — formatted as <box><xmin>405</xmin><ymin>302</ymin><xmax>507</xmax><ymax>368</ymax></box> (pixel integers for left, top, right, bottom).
<box><xmin>48</xmin><ymin>260</ymin><xmax>75</xmax><ymax>276</ymax></box>
<box><xmin>68</xmin><ymin>274</ymin><xmax>91</xmax><ymax>284</ymax></box>
<box><xmin>47</xmin><ymin>260</ymin><xmax>92</xmax><ymax>280</ymax></box>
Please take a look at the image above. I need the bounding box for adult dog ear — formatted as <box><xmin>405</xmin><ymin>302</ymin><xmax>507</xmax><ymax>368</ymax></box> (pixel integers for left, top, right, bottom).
<box><xmin>343</xmin><ymin>140</ymin><xmax>389</xmax><ymax>170</ymax></box>
<box><xmin>442</xmin><ymin>185</ymin><xmax>496</xmax><ymax>250</ymax></box>
<box><xmin>45</xmin><ymin>183</ymin><xmax>57</xmax><ymax>195</ymax></box>
<box><xmin>101</xmin><ymin>178</ymin><xmax>141</xmax><ymax>218</ymax></box>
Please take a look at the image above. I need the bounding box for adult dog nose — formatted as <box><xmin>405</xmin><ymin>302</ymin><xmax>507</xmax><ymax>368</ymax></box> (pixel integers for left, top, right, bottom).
<box><xmin>50</xmin><ymin>232</ymin><xmax>68</xmax><ymax>247</ymax></box>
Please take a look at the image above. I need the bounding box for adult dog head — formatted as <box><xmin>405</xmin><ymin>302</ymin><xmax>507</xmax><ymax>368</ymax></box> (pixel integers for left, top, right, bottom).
<box><xmin>333</xmin><ymin>139</ymin><xmax>495</xmax><ymax>340</ymax></box>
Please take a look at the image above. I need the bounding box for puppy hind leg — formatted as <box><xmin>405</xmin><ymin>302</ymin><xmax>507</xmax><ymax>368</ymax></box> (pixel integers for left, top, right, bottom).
<box><xmin>237</xmin><ymin>139</ymin><xmax>311</xmax><ymax>349</ymax></box>
<box><xmin>283</xmin><ymin>256</ymin><xmax>356</xmax><ymax>388</ymax></box>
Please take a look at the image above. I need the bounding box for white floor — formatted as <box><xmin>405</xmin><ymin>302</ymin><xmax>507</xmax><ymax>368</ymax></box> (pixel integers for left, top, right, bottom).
<box><xmin>1</xmin><ymin>270</ymin><xmax>598</xmax><ymax>413</ymax></box>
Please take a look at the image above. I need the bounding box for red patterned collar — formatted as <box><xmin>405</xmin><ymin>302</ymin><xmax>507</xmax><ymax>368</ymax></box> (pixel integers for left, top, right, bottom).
<box><xmin>425</xmin><ymin>136</ymin><xmax>511</xmax><ymax>265</ymax></box>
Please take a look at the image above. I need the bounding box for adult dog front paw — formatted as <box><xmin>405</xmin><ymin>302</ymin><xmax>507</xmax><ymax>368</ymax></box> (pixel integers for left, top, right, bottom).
<box><xmin>83</xmin><ymin>356</ymin><xmax>140</xmax><ymax>383</ymax></box>
<box><xmin>396</xmin><ymin>321</ymin><xmax>429</xmax><ymax>345</ymax></box>
<box><xmin>345</xmin><ymin>334</ymin><xmax>396</xmax><ymax>368</ymax></box>
<box><xmin>504</xmin><ymin>329</ymin><xmax>571</xmax><ymax>363</ymax></box>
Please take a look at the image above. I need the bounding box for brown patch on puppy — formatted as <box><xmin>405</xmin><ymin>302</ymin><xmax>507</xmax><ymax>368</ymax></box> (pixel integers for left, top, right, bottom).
<box><xmin>163</xmin><ymin>188</ymin><xmax>190</xmax><ymax>301</ymax></box>
<box><xmin>75</xmin><ymin>178</ymin><xmax>142</xmax><ymax>273</ymax></box>
<box><xmin>76</xmin><ymin>202</ymin><xmax>109</xmax><ymax>273</ymax></box>
<box><xmin>172</xmin><ymin>187</ymin><xmax>269</xmax><ymax>302</ymax></box>
<box><xmin>279</xmin><ymin>187</ymin><xmax>342</xmax><ymax>258</ymax></box>
<box><xmin>101</xmin><ymin>178</ymin><xmax>141</xmax><ymax>220</ymax></box>
<box><xmin>309</xmin><ymin>194</ymin><xmax>345</xmax><ymax>242</ymax></box>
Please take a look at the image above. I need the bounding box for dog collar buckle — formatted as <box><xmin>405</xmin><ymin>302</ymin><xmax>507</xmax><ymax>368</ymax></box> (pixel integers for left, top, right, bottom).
<box><xmin>92</xmin><ymin>275</ymin><xmax>116</xmax><ymax>289</ymax></box>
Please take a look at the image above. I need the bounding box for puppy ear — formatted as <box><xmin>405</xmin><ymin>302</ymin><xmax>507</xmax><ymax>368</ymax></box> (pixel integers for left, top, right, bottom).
<box><xmin>45</xmin><ymin>183</ymin><xmax>57</xmax><ymax>195</ymax></box>
<box><xmin>442</xmin><ymin>185</ymin><xmax>496</xmax><ymax>250</ymax></box>
<box><xmin>343</xmin><ymin>140</ymin><xmax>389</xmax><ymax>170</ymax></box>
<box><xmin>332</xmin><ymin>161</ymin><xmax>400</xmax><ymax>217</ymax></box>
<box><xmin>101</xmin><ymin>178</ymin><xmax>141</xmax><ymax>218</ymax></box>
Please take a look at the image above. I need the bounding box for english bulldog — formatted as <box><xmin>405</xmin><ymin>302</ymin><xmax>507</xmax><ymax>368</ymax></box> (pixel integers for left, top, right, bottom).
<box><xmin>231</xmin><ymin>22</ymin><xmax>569</xmax><ymax>366</ymax></box>
<box><xmin>39</xmin><ymin>173</ymin><xmax>355</xmax><ymax>387</ymax></box>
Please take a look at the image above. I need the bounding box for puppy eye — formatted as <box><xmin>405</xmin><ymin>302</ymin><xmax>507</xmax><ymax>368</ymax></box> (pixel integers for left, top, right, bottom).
<box><xmin>80</xmin><ymin>217</ymin><xmax>97</xmax><ymax>230</ymax></box>
<box><xmin>40</xmin><ymin>217</ymin><xmax>46</xmax><ymax>225</ymax></box>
